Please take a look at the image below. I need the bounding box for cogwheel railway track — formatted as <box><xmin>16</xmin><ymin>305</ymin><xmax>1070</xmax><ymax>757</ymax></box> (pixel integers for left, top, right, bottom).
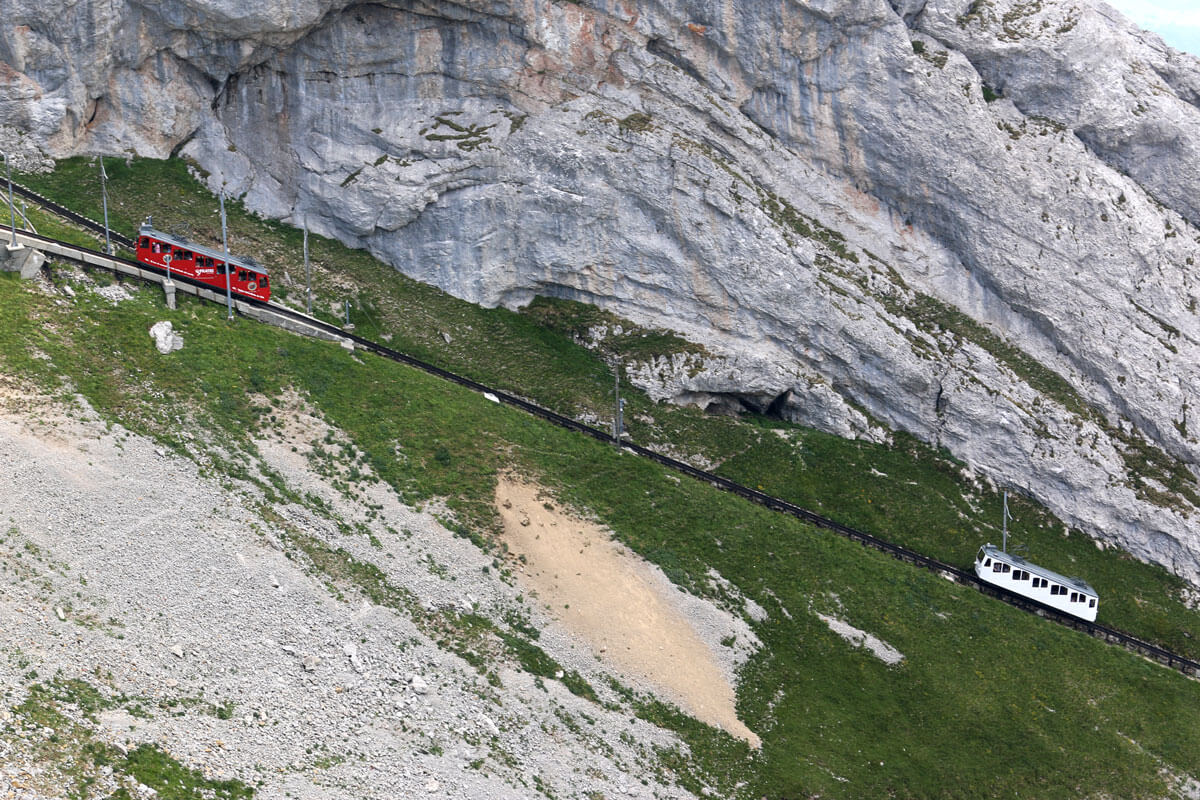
<box><xmin>10</xmin><ymin>182</ymin><xmax>1200</xmax><ymax>680</ymax></box>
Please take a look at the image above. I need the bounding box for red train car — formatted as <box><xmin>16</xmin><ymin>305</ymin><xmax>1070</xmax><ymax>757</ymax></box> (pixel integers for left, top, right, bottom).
<box><xmin>135</xmin><ymin>219</ymin><xmax>271</xmax><ymax>302</ymax></box>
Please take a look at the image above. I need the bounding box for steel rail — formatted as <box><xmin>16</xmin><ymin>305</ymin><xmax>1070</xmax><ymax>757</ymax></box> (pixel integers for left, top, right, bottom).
<box><xmin>10</xmin><ymin>181</ymin><xmax>136</xmax><ymax>250</ymax></box>
<box><xmin>10</xmin><ymin>214</ymin><xmax>1200</xmax><ymax>679</ymax></box>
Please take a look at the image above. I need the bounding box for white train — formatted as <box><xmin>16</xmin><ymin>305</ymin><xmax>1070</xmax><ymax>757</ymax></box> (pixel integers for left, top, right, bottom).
<box><xmin>974</xmin><ymin>544</ymin><xmax>1099</xmax><ymax>622</ymax></box>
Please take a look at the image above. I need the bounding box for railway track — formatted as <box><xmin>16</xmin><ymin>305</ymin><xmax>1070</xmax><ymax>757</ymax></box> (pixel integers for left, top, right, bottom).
<box><xmin>11</xmin><ymin>182</ymin><xmax>1200</xmax><ymax>679</ymax></box>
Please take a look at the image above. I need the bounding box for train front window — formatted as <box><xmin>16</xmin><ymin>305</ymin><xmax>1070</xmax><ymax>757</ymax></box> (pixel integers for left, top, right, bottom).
<box><xmin>140</xmin><ymin>237</ymin><xmax>150</xmax><ymax>248</ymax></box>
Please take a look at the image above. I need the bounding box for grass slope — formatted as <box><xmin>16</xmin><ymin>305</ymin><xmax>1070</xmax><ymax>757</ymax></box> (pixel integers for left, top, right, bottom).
<box><xmin>16</xmin><ymin>156</ymin><xmax>1200</xmax><ymax>662</ymax></box>
<box><xmin>1</xmin><ymin>267</ymin><xmax>1199</xmax><ymax>799</ymax></box>
<box><xmin>3</xmin><ymin>158</ymin><xmax>1200</xmax><ymax>797</ymax></box>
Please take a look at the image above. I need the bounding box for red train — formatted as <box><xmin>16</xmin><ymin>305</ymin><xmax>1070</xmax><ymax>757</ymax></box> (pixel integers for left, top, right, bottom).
<box><xmin>135</xmin><ymin>219</ymin><xmax>271</xmax><ymax>302</ymax></box>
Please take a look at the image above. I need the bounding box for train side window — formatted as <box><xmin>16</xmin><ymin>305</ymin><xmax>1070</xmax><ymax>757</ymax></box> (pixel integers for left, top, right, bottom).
<box><xmin>260</xmin><ymin>276</ymin><xmax>268</xmax><ymax>287</ymax></box>
<box><xmin>1001</xmin><ymin>564</ymin><xmax>1010</xmax><ymax>573</ymax></box>
<box><xmin>1017</xmin><ymin>570</ymin><xmax>1029</xmax><ymax>581</ymax></box>
<box><xmin>1089</xmin><ymin>599</ymin><xmax>1096</xmax><ymax>608</ymax></box>
<box><xmin>140</xmin><ymin>237</ymin><xmax>150</xmax><ymax>248</ymax></box>
<box><xmin>1070</xmin><ymin>592</ymin><xmax>1078</xmax><ymax>602</ymax></box>
<box><xmin>983</xmin><ymin>558</ymin><xmax>991</xmax><ymax>567</ymax></box>
<box><xmin>1050</xmin><ymin>585</ymin><xmax>1060</xmax><ymax>595</ymax></box>
<box><xmin>993</xmin><ymin>563</ymin><xmax>1003</xmax><ymax>573</ymax></box>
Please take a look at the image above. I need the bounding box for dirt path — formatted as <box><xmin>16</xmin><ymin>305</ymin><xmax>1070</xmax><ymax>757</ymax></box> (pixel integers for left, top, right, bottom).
<box><xmin>495</xmin><ymin>476</ymin><xmax>760</xmax><ymax>747</ymax></box>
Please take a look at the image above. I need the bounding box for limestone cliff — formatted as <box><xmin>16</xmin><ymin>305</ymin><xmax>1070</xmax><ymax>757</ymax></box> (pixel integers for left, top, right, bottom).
<box><xmin>5</xmin><ymin>0</ymin><xmax>1200</xmax><ymax>585</ymax></box>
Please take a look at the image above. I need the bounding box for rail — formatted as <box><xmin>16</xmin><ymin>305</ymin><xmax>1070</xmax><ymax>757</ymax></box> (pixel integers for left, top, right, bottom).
<box><xmin>8</xmin><ymin>188</ymin><xmax>1200</xmax><ymax>679</ymax></box>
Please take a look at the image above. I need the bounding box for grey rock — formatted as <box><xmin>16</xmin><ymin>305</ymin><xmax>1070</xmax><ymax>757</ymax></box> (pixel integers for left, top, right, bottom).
<box><xmin>148</xmin><ymin>321</ymin><xmax>183</xmax><ymax>355</ymax></box>
<box><xmin>410</xmin><ymin>674</ymin><xmax>429</xmax><ymax>695</ymax></box>
<box><xmin>4</xmin><ymin>0</ymin><xmax>1200</xmax><ymax>586</ymax></box>
<box><xmin>170</xmin><ymin>644</ymin><xmax>184</xmax><ymax>659</ymax></box>
<box><xmin>302</xmin><ymin>654</ymin><xmax>321</xmax><ymax>672</ymax></box>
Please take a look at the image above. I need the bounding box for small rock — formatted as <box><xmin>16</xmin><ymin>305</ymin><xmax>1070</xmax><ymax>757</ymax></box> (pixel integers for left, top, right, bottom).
<box><xmin>425</xmin><ymin>779</ymin><xmax>440</xmax><ymax>792</ymax></box>
<box><xmin>342</xmin><ymin>643</ymin><xmax>358</xmax><ymax>659</ymax></box>
<box><xmin>270</xmin><ymin>573</ymin><xmax>281</xmax><ymax>589</ymax></box>
<box><xmin>519</xmin><ymin>516</ymin><xmax>530</xmax><ymax>527</ymax></box>
<box><xmin>170</xmin><ymin>644</ymin><xmax>184</xmax><ymax>659</ymax></box>
<box><xmin>154</xmin><ymin>447</ymin><xmax>166</xmax><ymax>457</ymax></box>
<box><xmin>483</xmin><ymin>392</ymin><xmax>500</xmax><ymax>403</ymax></box>
<box><xmin>441</xmin><ymin>331</ymin><xmax>452</xmax><ymax>344</ymax></box>
<box><xmin>303</xmin><ymin>654</ymin><xmax>321</xmax><ymax>672</ymax></box>
<box><xmin>148</xmin><ymin>321</ymin><xmax>183</xmax><ymax>354</ymax></box>
<box><xmin>410</xmin><ymin>675</ymin><xmax>429</xmax><ymax>695</ymax></box>
<box><xmin>54</xmin><ymin>606</ymin><xmax>66</xmax><ymax>621</ymax></box>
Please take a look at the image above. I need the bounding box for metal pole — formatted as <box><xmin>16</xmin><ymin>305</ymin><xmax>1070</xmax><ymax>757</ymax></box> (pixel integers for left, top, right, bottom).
<box><xmin>1002</xmin><ymin>490</ymin><xmax>1010</xmax><ymax>553</ymax></box>
<box><xmin>304</xmin><ymin>222</ymin><xmax>311</xmax><ymax>315</ymax></box>
<box><xmin>99</xmin><ymin>157</ymin><xmax>112</xmax><ymax>254</ymax></box>
<box><xmin>344</xmin><ymin>299</ymin><xmax>350</xmax><ymax>326</ymax></box>
<box><xmin>4</xmin><ymin>152</ymin><xmax>16</xmax><ymax>248</ymax></box>
<box><xmin>221</xmin><ymin>190</ymin><xmax>232</xmax><ymax>321</ymax></box>
<box><xmin>613</xmin><ymin>360</ymin><xmax>621</xmax><ymax>443</ymax></box>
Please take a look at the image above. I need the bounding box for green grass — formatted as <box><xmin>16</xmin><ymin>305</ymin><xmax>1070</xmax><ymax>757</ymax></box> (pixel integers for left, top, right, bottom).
<box><xmin>2</xmin><ymin>268</ymin><xmax>1200</xmax><ymax>799</ymax></box>
<box><xmin>8</xmin><ymin>677</ymin><xmax>254</xmax><ymax>798</ymax></box>
<box><xmin>7</xmin><ymin>156</ymin><xmax>1200</xmax><ymax>796</ymax></box>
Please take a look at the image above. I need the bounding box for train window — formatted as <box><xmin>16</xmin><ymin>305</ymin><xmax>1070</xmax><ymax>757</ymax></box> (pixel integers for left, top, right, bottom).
<box><xmin>1016</xmin><ymin>570</ymin><xmax>1029</xmax><ymax>581</ymax></box>
<box><xmin>260</xmin><ymin>276</ymin><xmax>268</xmax><ymax>287</ymax></box>
<box><xmin>140</xmin><ymin>237</ymin><xmax>150</xmax><ymax>248</ymax></box>
<box><xmin>1089</xmin><ymin>599</ymin><xmax>1096</xmax><ymax>608</ymax></box>
<box><xmin>993</xmin><ymin>563</ymin><xmax>1003</xmax><ymax>573</ymax></box>
<box><xmin>1070</xmin><ymin>592</ymin><xmax>1078</xmax><ymax>602</ymax></box>
<box><xmin>1001</xmin><ymin>564</ymin><xmax>1010</xmax><ymax>573</ymax></box>
<box><xmin>1050</xmin><ymin>585</ymin><xmax>1061</xmax><ymax>595</ymax></box>
<box><xmin>983</xmin><ymin>558</ymin><xmax>991</xmax><ymax>567</ymax></box>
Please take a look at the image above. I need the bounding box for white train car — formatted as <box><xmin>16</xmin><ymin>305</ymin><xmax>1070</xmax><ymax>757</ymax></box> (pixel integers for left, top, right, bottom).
<box><xmin>974</xmin><ymin>544</ymin><xmax>1099</xmax><ymax>622</ymax></box>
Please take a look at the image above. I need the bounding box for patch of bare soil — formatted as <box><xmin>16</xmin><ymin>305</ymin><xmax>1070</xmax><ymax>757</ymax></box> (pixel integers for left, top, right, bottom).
<box><xmin>495</xmin><ymin>475</ymin><xmax>760</xmax><ymax>747</ymax></box>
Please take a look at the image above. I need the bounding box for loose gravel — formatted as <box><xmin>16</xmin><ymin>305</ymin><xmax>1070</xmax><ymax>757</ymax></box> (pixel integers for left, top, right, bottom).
<box><xmin>0</xmin><ymin>385</ymin><xmax>752</xmax><ymax>799</ymax></box>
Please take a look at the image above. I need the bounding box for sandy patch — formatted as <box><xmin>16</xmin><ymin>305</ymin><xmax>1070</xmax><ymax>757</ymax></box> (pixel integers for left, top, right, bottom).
<box><xmin>495</xmin><ymin>476</ymin><xmax>760</xmax><ymax>747</ymax></box>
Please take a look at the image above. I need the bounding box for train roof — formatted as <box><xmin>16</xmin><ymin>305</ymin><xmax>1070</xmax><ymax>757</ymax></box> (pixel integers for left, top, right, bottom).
<box><xmin>139</xmin><ymin>223</ymin><xmax>268</xmax><ymax>275</ymax></box>
<box><xmin>981</xmin><ymin>543</ymin><xmax>1097</xmax><ymax>596</ymax></box>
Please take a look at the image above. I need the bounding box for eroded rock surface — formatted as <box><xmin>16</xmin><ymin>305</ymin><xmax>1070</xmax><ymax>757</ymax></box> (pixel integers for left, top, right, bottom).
<box><xmin>4</xmin><ymin>0</ymin><xmax>1200</xmax><ymax>584</ymax></box>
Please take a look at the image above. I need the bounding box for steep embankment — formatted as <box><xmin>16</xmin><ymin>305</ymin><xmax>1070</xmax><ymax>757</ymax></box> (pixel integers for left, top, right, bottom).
<box><xmin>5</xmin><ymin>0</ymin><xmax>1200</xmax><ymax>585</ymax></box>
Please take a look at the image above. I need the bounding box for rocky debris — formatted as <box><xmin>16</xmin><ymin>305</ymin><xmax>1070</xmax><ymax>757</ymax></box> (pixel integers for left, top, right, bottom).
<box><xmin>0</xmin><ymin>394</ymin><xmax>702</xmax><ymax>800</ymax></box>
<box><xmin>817</xmin><ymin>613</ymin><xmax>906</xmax><ymax>667</ymax></box>
<box><xmin>93</xmin><ymin>285</ymin><xmax>133</xmax><ymax>304</ymax></box>
<box><xmin>148</xmin><ymin>321</ymin><xmax>183</xmax><ymax>354</ymax></box>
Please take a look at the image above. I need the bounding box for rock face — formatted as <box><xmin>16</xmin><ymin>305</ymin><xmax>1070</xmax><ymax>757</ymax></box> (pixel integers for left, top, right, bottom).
<box><xmin>4</xmin><ymin>0</ymin><xmax>1200</xmax><ymax>584</ymax></box>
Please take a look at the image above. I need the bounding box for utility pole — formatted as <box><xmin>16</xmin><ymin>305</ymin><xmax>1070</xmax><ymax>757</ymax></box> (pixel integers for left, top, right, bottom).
<box><xmin>344</xmin><ymin>299</ymin><xmax>351</xmax><ymax>327</ymax></box>
<box><xmin>3</xmin><ymin>151</ymin><xmax>17</xmax><ymax>249</ymax></box>
<box><xmin>1002</xmin><ymin>490</ymin><xmax>1011</xmax><ymax>553</ymax></box>
<box><xmin>98</xmin><ymin>157</ymin><xmax>112</xmax><ymax>254</ymax></box>
<box><xmin>303</xmin><ymin>221</ymin><xmax>312</xmax><ymax>315</ymax></box>
<box><xmin>612</xmin><ymin>359</ymin><xmax>624</xmax><ymax>444</ymax></box>
<box><xmin>219</xmin><ymin>189</ymin><xmax>232</xmax><ymax>321</ymax></box>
